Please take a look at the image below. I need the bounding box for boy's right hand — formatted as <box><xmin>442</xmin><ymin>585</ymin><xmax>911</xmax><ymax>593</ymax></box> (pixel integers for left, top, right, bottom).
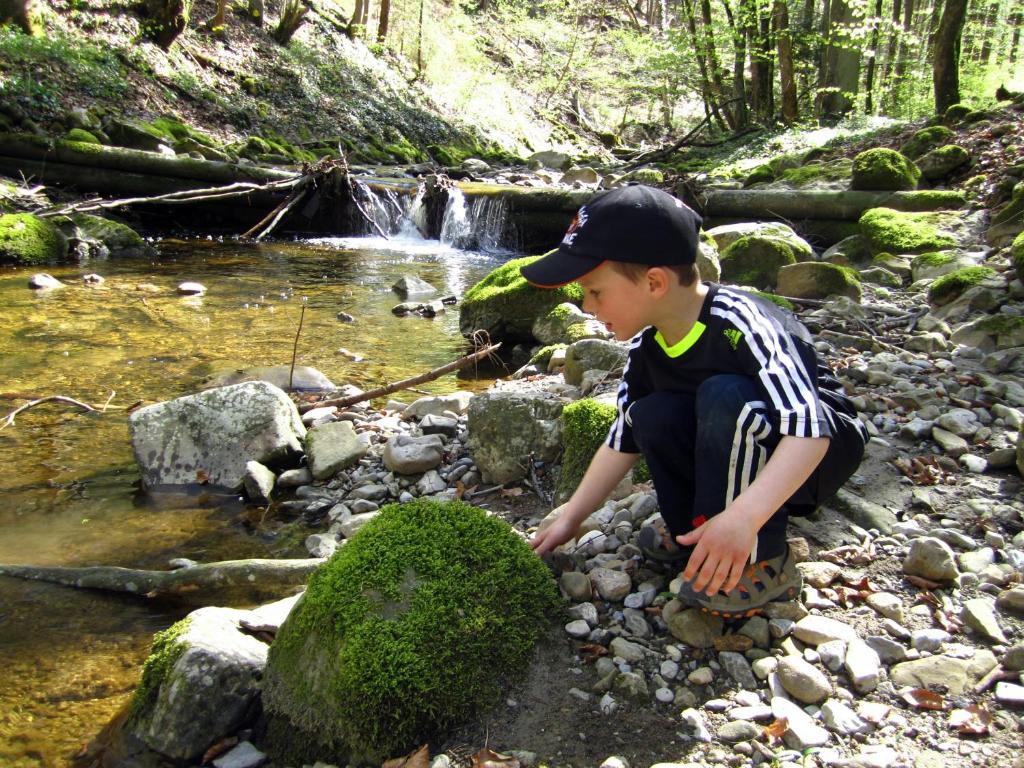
<box><xmin>530</xmin><ymin>504</ymin><xmax>579</xmax><ymax>555</ymax></box>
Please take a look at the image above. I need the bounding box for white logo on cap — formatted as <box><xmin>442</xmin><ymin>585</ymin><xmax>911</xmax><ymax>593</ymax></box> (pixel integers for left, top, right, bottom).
<box><xmin>561</xmin><ymin>206</ymin><xmax>588</xmax><ymax>246</ymax></box>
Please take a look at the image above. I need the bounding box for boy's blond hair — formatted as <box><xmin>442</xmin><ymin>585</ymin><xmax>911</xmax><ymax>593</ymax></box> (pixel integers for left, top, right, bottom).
<box><xmin>609</xmin><ymin>261</ymin><xmax>699</xmax><ymax>286</ymax></box>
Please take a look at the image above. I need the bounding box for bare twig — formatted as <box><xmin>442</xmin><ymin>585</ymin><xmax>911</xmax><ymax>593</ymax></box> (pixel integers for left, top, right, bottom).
<box><xmin>1</xmin><ymin>395</ymin><xmax>123</xmax><ymax>429</ymax></box>
<box><xmin>241</xmin><ymin>181</ymin><xmax>311</xmax><ymax>240</ymax></box>
<box><xmin>299</xmin><ymin>342</ymin><xmax>502</xmax><ymax>412</ymax></box>
<box><xmin>288</xmin><ymin>303</ymin><xmax>307</xmax><ymax>391</ymax></box>
<box><xmin>525</xmin><ymin>452</ymin><xmax>552</xmax><ymax>507</ymax></box>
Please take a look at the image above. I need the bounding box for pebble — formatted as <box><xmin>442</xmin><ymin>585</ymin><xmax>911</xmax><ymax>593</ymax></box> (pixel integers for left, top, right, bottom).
<box><xmin>177</xmin><ymin>281</ymin><xmax>206</xmax><ymax>295</ymax></box>
<box><xmin>776</xmin><ymin>656</ymin><xmax>832</xmax><ymax>704</ymax></box>
<box><xmin>902</xmin><ymin>537</ymin><xmax>960</xmax><ymax>582</ymax></box>
<box><xmin>793</xmin><ymin>615</ymin><xmax>857</xmax><ymax>645</ymax></box>
<box><xmin>718</xmin><ymin>651</ymin><xmax>758</xmax><ymax>691</ymax></box>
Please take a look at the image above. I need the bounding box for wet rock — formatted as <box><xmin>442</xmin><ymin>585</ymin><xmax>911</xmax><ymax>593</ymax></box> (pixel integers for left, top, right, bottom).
<box><xmin>902</xmin><ymin>536</ymin><xmax>960</xmax><ymax>582</ymax></box>
<box><xmin>129</xmin><ymin>381</ymin><xmax>305</xmax><ymax>491</ymax></box>
<box><xmin>126</xmin><ymin>607</ymin><xmax>267</xmax><ymax>761</ymax></box>
<box><xmin>177</xmin><ymin>281</ymin><xmax>206</xmax><ymax>295</ymax></box>
<box><xmin>242</xmin><ymin>460</ymin><xmax>276</xmax><ymax>503</ymax></box>
<box><xmin>29</xmin><ymin>272</ymin><xmax>62</xmax><ymax>289</ymax></box>
<box><xmin>392</xmin><ymin>275</ymin><xmax>437</xmax><ymax>297</ymax></box>
<box><xmin>306</xmin><ymin>421</ymin><xmax>368</xmax><ymax>480</ymax></box>
<box><xmin>383</xmin><ymin>434</ymin><xmax>445</xmax><ymax>475</ymax></box>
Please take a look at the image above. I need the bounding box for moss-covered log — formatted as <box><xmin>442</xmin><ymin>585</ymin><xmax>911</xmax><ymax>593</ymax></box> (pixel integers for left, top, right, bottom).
<box><xmin>701</xmin><ymin>189</ymin><xmax>965</xmax><ymax>222</ymax></box>
<box><xmin>0</xmin><ymin>558</ymin><xmax>323</xmax><ymax>602</ymax></box>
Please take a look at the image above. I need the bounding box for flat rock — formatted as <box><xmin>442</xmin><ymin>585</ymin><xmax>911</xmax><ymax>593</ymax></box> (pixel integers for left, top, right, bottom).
<box><xmin>716</xmin><ymin>720</ymin><xmax>760</xmax><ymax>743</ymax></box>
<box><xmin>306</xmin><ymin>421</ymin><xmax>368</xmax><ymax>480</ymax></box>
<box><xmin>889</xmin><ymin>649</ymin><xmax>997</xmax><ymax>694</ymax></box>
<box><xmin>383</xmin><ymin>433</ymin><xmax>445</xmax><ymax>475</ymax></box>
<box><xmin>589</xmin><ymin>567</ymin><xmax>632</xmax><ymax>602</ymax></box>
<box><xmin>719</xmin><ymin>651</ymin><xmax>758</xmax><ymax>690</ymax></box>
<box><xmin>793</xmin><ymin>615</ymin><xmax>857</xmax><ymax>645</ymax></box>
<box><xmin>666</xmin><ymin>608</ymin><xmax>724</xmax><ymax>649</ymax></box>
<box><xmin>962</xmin><ymin>596</ymin><xmax>1008</xmax><ymax>643</ymax></box>
<box><xmin>820</xmin><ymin>699</ymin><xmax>871</xmax><ymax>735</ymax></box>
<box><xmin>771</xmin><ymin>696</ymin><xmax>830</xmax><ymax>749</ymax></box>
<box><xmin>845</xmin><ymin>638</ymin><xmax>881</xmax><ymax>693</ymax></box>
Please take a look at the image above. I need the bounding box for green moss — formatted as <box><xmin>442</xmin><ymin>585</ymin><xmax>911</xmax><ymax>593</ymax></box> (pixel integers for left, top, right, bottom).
<box><xmin>65</xmin><ymin>128</ymin><xmax>100</xmax><ymax>144</ymax></box>
<box><xmin>556</xmin><ymin>399</ymin><xmax>618</xmax><ymax>501</ymax></box>
<box><xmin>743</xmin><ymin>164</ymin><xmax>774</xmax><ymax>187</ymax></box>
<box><xmin>624</xmin><ymin>168</ymin><xmax>664</xmax><ymax>184</ymax></box>
<box><xmin>975</xmin><ymin>314</ymin><xmax>1024</xmax><ymax>336</ymax></box>
<box><xmin>751</xmin><ymin>291</ymin><xmax>795</xmax><ymax>312</ymax></box>
<box><xmin>927</xmin><ymin>266</ymin><xmax>996</xmax><ymax>304</ymax></box>
<box><xmin>529</xmin><ymin>344</ymin><xmax>566</xmax><ymax>367</ymax></box>
<box><xmin>851</xmin><ymin>148</ymin><xmax>921</xmax><ymax>191</ymax></box>
<box><xmin>911</xmin><ymin>251</ymin><xmax>956</xmax><ymax>270</ymax></box>
<box><xmin>859</xmin><ymin>207</ymin><xmax>957</xmax><ymax>254</ymax></box>
<box><xmin>1011</xmin><ymin>231</ymin><xmax>1024</xmax><ymax>283</ymax></box>
<box><xmin>563</xmin><ymin>321</ymin><xmax>593</xmax><ymax>343</ymax></box>
<box><xmin>719</xmin><ymin>236</ymin><xmax>798</xmax><ymax>289</ymax></box>
<box><xmin>67</xmin><ymin>213</ymin><xmax>145</xmax><ymax>254</ymax></box>
<box><xmin>129</xmin><ymin>617</ymin><xmax>192</xmax><ymax>720</ymax></box>
<box><xmin>943</xmin><ymin>103</ymin><xmax>972</xmax><ymax>125</ymax></box>
<box><xmin>779</xmin><ymin>160</ymin><xmax>851</xmax><ymax>186</ymax></box>
<box><xmin>893</xmin><ymin>190</ymin><xmax>966</xmax><ymax>211</ymax></box>
<box><xmin>464</xmin><ymin>255</ymin><xmax>582</xmax><ymax>306</ymax></box>
<box><xmin>0</xmin><ymin>213</ymin><xmax>67</xmax><ymax>265</ymax></box>
<box><xmin>427</xmin><ymin>144</ymin><xmax>464</xmax><ymax>166</ymax></box>
<box><xmin>262</xmin><ymin>500</ymin><xmax>560</xmax><ymax>764</ymax></box>
<box><xmin>898</xmin><ymin>126</ymin><xmax>955</xmax><ymax>160</ymax></box>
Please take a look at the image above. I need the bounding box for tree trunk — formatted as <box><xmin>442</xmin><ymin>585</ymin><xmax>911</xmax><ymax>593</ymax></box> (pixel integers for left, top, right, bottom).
<box><xmin>720</xmin><ymin>0</ymin><xmax>750</xmax><ymax>128</ymax></box>
<box><xmin>774</xmin><ymin>0</ymin><xmax>798</xmax><ymax>123</ymax></box>
<box><xmin>0</xmin><ymin>0</ymin><xmax>43</xmax><ymax>35</ymax></box>
<box><xmin>273</xmin><ymin>0</ymin><xmax>309</xmax><ymax>44</ymax></box>
<box><xmin>932</xmin><ymin>0</ymin><xmax>968</xmax><ymax>114</ymax></box>
<box><xmin>416</xmin><ymin>0</ymin><xmax>425</xmax><ymax>78</ymax></box>
<box><xmin>749</xmin><ymin>5</ymin><xmax>774</xmax><ymax>122</ymax></box>
<box><xmin>817</xmin><ymin>0</ymin><xmax>860</xmax><ymax>121</ymax></box>
<box><xmin>701</xmin><ymin>0</ymin><xmax>735</xmax><ymax>128</ymax></box>
<box><xmin>350</xmin><ymin>0</ymin><xmax>367</xmax><ymax>36</ymax></box>
<box><xmin>976</xmin><ymin>0</ymin><xmax>998</xmax><ymax>65</ymax></box>
<box><xmin>249</xmin><ymin>0</ymin><xmax>264</xmax><ymax>25</ymax></box>
<box><xmin>1010</xmin><ymin>10</ymin><xmax>1022</xmax><ymax>65</ymax></box>
<box><xmin>141</xmin><ymin>0</ymin><xmax>192</xmax><ymax>49</ymax></box>
<box><xmin>683</xmin><ymin>0</ymin><xmax>727</xmax><ymax>130</ymax></box>
<box><xmin>377</xmin><ymin>0</ymin><xmax>391</xmax><ymax>41</ymax></box>
<box><xmin>702</xmin><ymin>188</ymin><xmax>964</xmax><ymax>221</ymax></box>
<box><xmin>863</xmin><ymin>0</ymin><xmax>883</xmax><ymax>113</ymax></box>
<box><xmin>879</xmin><ymin>0</ymin><xmax>902</xmax><ymax>96</ymax></box>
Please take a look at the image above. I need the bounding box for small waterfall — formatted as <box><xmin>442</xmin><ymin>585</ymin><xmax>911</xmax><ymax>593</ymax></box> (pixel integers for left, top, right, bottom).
<box><xmin>439</xmin><ymin>187</ymin><xmax>472</xmax><ymax>247</ymax></box>
<box><xmin>352</xmin><ymin>180</ymin><xmax>408</xmax><ymax>236</ymax></box>
<box><xmin>439</xmin><ymin>189</ymin><xmax>512</xmax><ymax>252</ymax></box>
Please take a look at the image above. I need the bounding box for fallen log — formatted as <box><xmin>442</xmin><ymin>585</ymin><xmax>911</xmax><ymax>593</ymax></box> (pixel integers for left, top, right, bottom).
<box><xmin>0</xmin><ymin>558</ymin><xmax>324</xmax><ymax>601</ymax></box>
<box><xmin>700</xmin><ymin>189</ymin><xmax>966</xmax><ymax>222</ymax></box>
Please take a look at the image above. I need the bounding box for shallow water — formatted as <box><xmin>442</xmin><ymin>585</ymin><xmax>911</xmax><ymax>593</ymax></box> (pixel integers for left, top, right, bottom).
<box><xmin>0</xmin><ymin>235</ymin><xmax>508</xmax><ymax>767</ymax></box>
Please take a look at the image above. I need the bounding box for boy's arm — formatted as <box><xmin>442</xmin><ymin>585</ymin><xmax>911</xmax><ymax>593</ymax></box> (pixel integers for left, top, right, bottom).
<box><xmin>676</xmin><ymin>435</ymin><xmax>829</xmax><ymax>596</ymax></box>
<box><xmin>530</xmin><ymin>444</ymin><xmax>640</xmax><ymax>554</ymax></box>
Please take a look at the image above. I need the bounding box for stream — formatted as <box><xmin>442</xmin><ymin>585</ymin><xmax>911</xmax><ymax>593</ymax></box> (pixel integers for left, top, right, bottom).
<box><xmin>0</xmin><ymin>223</ymin><xmax>512</xmax><ymax>767</ymax></box>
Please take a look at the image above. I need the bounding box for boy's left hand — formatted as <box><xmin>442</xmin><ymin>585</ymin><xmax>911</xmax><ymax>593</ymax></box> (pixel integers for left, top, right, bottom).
<box><xmin>675</xmin><ymin>508</ymin><xmax>758</xmax><ymax>596</ymax></box>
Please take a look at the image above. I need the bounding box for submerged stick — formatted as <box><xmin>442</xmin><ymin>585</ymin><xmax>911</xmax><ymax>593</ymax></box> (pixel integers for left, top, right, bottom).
<box><xmin>0</xmin><ymin>558</ymin><xmax>325</xmax><ymax>600</ymax></box>
<box><xmin>299</xmin><ymin>342</ymin><xmax>501</xmax><ymax>413</ymax></box>
<box><xmin>1</xmin><ymin>394</ymin><xmax>122</xmax><ymax>430</ymax></box>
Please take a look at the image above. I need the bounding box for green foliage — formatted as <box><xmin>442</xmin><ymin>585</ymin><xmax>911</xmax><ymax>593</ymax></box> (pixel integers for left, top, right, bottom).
<box><xmin>529</xmin><ymin>344</ymin><xmax>566</xmax><ymax>367</ymax></box>
<box><xmin>0</xmin><ymin>213</ymin><xmax>67</xmax><ymax>265</ymax></box>
<box><xmin>65</xmin><ymin>128</ymin><xmax>100</xmax><ymax>144</ymax></box>
<box><xmin>851</xmin><ymin>148</ymin><xmax>920</xmax><ymax>191</ymax></box>
<box><xmin>779</xmin><ymin>160</ymin><xmax>852</xmax><ymax>186</ymax></box>
<box><xmin>263</xmin><ymin>500</ymin><xmax>560</xmax><ymax>764</ymax></box>
<box><xmin>911</xmin><ymin>251</ymin><xmax>956</xmax><ymax>270</ymax></box>
<box><xmin>859</xmin><ymin>208</ymin><xmax>957</xmax><ymax>254</ymax></box>
<box><xmin>130</xmin><ymin>617</ymin><xmax>192</xmax><ymax>719</ymax></box>
<box><xmin>1010</xmin><ymin>231</ymin><xmax>1024</xmax><ymax>283</ymax></box>
<box><xmin>927</xmin><ymin>266</ymin><xmax>996</xmax><ymax>304</ymax></box>
<box><xmin>557</xmin><ymin>398</ymin><xmax>618</xmax><ymax>502</ymax></box>
<box><xmin>0</xmin><ymin>27</ymin><xmax>127</xmax><ymax>121</ymax></box>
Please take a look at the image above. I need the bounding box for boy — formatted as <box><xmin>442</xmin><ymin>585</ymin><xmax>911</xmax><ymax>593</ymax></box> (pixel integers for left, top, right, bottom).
<box><xmin>522</xmin><ymin>184</ymin><xmax>867</xmax><ymax>619</ymax></box>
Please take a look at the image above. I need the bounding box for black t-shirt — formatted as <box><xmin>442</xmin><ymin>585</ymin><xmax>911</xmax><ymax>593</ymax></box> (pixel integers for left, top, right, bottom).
<box><xmin>606</xmin><ymin>283</ymin><xmax>835</xmax><ymax>453</ymax></box>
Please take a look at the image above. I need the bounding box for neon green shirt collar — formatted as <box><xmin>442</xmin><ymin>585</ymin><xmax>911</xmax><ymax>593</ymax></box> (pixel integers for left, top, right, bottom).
<box><xmin>654</xmin><ymin>321</ymin><xmax>706</xmax><ymax>357</ymax></box>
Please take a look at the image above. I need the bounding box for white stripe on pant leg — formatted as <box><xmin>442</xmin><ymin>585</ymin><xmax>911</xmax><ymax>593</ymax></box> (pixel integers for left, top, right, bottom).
<box><xmin>726</xmin><ymin>401</ymin><xmax>770</xmax><ymax>562</ymax></box>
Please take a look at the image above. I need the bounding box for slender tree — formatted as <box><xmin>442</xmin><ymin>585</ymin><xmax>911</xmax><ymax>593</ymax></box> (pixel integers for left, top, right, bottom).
<box><xmin>863</xmin><ymin>0</ymin><xmax>883</xmax><ymax>112</ymax></box>
<box><xmin>0</xmin><ymin>0</ymin><xmax>43</xmax><ymax>35</ymax></box>
<box><xmin>817</xmin><ymin>0</ymin><xmax>860</xmax><ymax>120</ymax></box>
<box><xmin>377</xmin><ymin>0</ymin><xmax>391</xmax><ymax>41</ymax></box>
<box><xmin>932</xmin><ymin>0</ymin><xmax>969</xmax><ymax>113</ymax></box>
<box><xmin>774</xmin><ymin>0</ymin><xmax>798</xmax><ymax>123</ymax></box>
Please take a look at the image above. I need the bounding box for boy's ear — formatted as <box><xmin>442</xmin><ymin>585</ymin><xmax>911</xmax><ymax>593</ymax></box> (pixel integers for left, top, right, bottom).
<box><xmin>646</xmin><ymin>266</ymin><xmax>671</xmax><ymax>297</ymax></box>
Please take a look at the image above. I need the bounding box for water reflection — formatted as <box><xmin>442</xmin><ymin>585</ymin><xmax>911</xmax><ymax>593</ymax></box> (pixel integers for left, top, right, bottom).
<box><xmin>0</xmin><ymin>236</ymin><xmax>506</xmax><ymax>766</ymax></box>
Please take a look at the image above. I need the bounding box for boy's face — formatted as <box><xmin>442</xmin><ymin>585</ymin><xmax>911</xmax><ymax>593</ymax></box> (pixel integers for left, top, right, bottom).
<box><xmin>577</xmin><ymin>262</ymin><xmax>657</xmax><ymax>341</ymax></box>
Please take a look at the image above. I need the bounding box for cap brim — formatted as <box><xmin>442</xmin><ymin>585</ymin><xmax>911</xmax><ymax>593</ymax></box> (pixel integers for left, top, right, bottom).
<box><xmin>520</xmin><ymin>247</ymin><xmax>603</xmax><ymax>288</ymax></box>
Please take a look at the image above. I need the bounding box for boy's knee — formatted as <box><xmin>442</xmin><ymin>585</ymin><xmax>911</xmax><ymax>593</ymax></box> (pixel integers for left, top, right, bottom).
<box><xmin>696</xmin><ymin>374</ymin><xmax>761</xmax><ymax>415</ymax></box>
<box><xmin>628</xmin><ymin>392</ymin><xmax>693</xmax><ymax>445</ymax></box>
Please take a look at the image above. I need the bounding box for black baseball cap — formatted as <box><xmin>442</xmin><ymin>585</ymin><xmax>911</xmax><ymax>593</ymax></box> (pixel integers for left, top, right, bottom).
<box><xmin>520</xmin><ymin>183</ymin><xmax>703</xmax><ymax>287</ymax></box>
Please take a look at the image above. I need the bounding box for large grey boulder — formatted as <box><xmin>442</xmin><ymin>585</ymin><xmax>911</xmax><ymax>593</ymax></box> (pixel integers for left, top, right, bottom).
<box><xmin>532</xmin><ymin>302</ymin><xmax>610</xmax><ymax>345</ymax></box>
<box><xmin>776</xmin><ymin>262</ymin><xmax>862</xmax><ymax>301</ymax></box>
<box><xmin>383</xmin><ymin>434</ymin><xmax>446</xmax><ymax>474</ymax></box>
<box><xmin>127</xmin><ymin>607</ymin><xmax>268</xmax><ymax>761</ymax></box>
<box><xmin>704</xmin><ymin>222</ymin><xmax>814</xmax><ymax>261</ymax></box>
<box><xmin>129</xmin><ymin>381</ymin><xmax>305</xmax><ymax>490</ymax></box>
<box><xmin>466</xmin><ymin>382</ymin><xmax>573</xmax><ymax>483</ymax></box>
<box><xmin>564</xmin><ymin>338</ymin><xmax>629</xmax><ymax>386</ymax></box>
<box><xmin>402</xmin><ymin>391</ymin><xmax>474</xmax><ymax>419</ymax></box>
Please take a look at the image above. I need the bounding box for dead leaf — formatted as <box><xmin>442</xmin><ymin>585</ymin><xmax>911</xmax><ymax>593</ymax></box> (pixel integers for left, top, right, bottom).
<box><xmin>471</xmin><ymin>747</ymin><xmax>520</xmax><ymax>768</ymax></box>
<box><xmin>762</xmin><ymin>716</ymin><xmax>788</xmax><ymax>744</ymax></box>
<box><xmin>579</xmin><ymin>643</ymin><xmax>609</xmax><ymax>663</ymax></box>
<box><xmin>202</xmin><ymin>736</ymin><xmax>238</xmax><ymax>764</ymax></box>
<box><xmin>902</xmin><ymin>688</ymin><xmax>947</xmax><ymax>710</ymax></box>
<box><xmin>382</xmin><ymin>744</ymin><xmax>430</xmax><ymax>768</ymax></box>
<box><xmin>454</xmin><ymin>480</ymin><xmax>466</xmax><ymax>500</ymax></box>
<box><xmin>196</xmin><ymin>469</ymin><xmax>210</xmax><ymax>484</ymax></box>
<box><xmin>501</xmin><ymin>486</ymin><xmax>524</xmax><ymax>498</ymax></box>
<box><xmin>905</xmin><ymin>574</ymin><xmax>942</xmax><ymax>591</ymax></box>
<box><xmin>714</xmin><ymin>634</ymin><xmax>754</xmax><ymax>652</ymax></box>
<box><xmin>949</xmin><ymin>704</ymin><xmax>992</xmax><ymax>736</ymax></box>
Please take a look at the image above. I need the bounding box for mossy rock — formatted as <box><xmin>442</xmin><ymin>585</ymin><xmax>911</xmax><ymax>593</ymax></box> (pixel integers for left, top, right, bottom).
<box><xmin>65</xmin><ymin>128</ymin><xmax>101</xmax><ymax>144</ymax></box>
<box><xmin>528</xmin><ymin>344</ymin><xmax>566</xmax><ymax>367</ymax></box>
<box><xmin>859</xmin><ymin>207</ymin><xmax>957</xmax><ymax>254</ymax></box>
<box><xmin>778</xmin><ymin>159</ymin><xmax>852</xmax><ymax>188</ymax></box>
<box><xmin>768</xmin><ymin>153</ymin><xmax>802</xmax><ymax>175</ymax></box>
<box><xmin>898</xmin><ymin>126</ymin><xmax>955</xmax><ymax>160</ymax></box>
<box><xmin>427</xmin><ymin>144</ymin><xmax>465</xmax><ymax>166</ymax></box>
<box><xmin>776</xmin><ymin>262</ymin><xmax>862</xmax><ymax>302</ymax></box>
<box><xmin>460</xmin><ymin>253</ymin><xmax>583</xmax><ymax>343</ymax></box>
<box><xmin>0</xmin><ymin>213</ymin><xmax>68</xmax><ymax>265</ymax></box>
<box><xmin>894</xmin><ymin>190</ymin><xmax>967</xmax><ymax>211</ymax></box>
<box><xmin>262</xmin><ymin>500</ymin><xmax>560</xmax><ymax>765</ymax></box>
<box><xmin>598</xmin><ymin>132</ymin><xmax>621</xmax><ymax>149</ymax></box>
<box><xmin>1012</xmin><ymin>231</ymin><xmax>1024</xmax><ymax>283</ymax></box>
<box><xmin>719</xmin><ymin>236</ymin><xmax>799</xmax><ymax>289</ymax></box>
<box><xmin>750</xmin><ymin>291</ymin><xmax>795</xmax><ymax>312</ymax></box>
<box><xmin>704</xmin><ymin>222</ymin><xmax>813</xmax><ymax>261</ymax></box>
<box><xmin>943</xmin><ymin>104</ymin><xmax>973</xmax><ymax>125</ymax></box>
<box><xmin>851</xmin><ymin>148</ymin><xmax>921</xmax><ymax>191</ymax></box>
<box><xmin>927</xmin><ymin>266</ymin><xmax>997</xmax><ymax>305</ymax></box>
<box><xmin>821</xmin><ymin>234</ymin><xmax>872</xmax><ymax>266</ymax></box>
<box><xmin>64</xmin><ymin>213</ymin><xmax>146</xmax><ymax>256</ymax></box>
<box><xmin>129</xmin><ymin>617</ymin><xmax>192</xmax><ymax>719</ymax></box>
<box><xmin>916</xmin><ymin>145</ymin><xmax>970</xmax><ymax>181</ymax></box>
<box><xmin>623</xmin><ymin>167</ymin><xmax>664</xmax><ymax>185</ymax></box>
<box><xmin>743</xmin><ymin>164</ymin><xmax>775</xmax><ymax>187</ymax></box>
<box><xmin>859</xmin><ymin>266</ymin><xmax>902</xmax><ymax>287</ymax></box>
<box><xmin>556</xmin><ymin>398</ymin><xmax>618</xmax><ymax>503</ymax></box>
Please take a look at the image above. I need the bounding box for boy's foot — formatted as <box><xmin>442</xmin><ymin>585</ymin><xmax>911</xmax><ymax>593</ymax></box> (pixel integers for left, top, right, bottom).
<box><xmin>637</xmin><ymin>522</ymin><xmax>693</xmax><ymax>564</ymax></box>
<box><xmin>675</xmin><ymin>543</ymin><xmax>803</xmax><ymax>620</ymax></box>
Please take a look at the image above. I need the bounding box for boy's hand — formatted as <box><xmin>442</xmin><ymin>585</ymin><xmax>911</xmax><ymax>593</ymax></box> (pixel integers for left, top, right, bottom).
<box><xmin>530</xmin><ymin>515</ymin><xmax>579</xmax><ymax>555</ymax></box>
<box><xmin>676</xmin><ymin>508</ymin><xmax>758</xmax><ymax>596</ymax></box>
